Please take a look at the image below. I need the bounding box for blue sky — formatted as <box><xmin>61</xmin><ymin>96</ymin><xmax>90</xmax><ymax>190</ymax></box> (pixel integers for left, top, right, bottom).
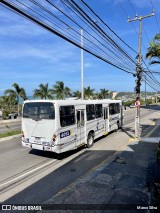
<box><xmin>0</xmin><ymin>0</ymin><xmax>160</xmax><ymax>96</ymax></box>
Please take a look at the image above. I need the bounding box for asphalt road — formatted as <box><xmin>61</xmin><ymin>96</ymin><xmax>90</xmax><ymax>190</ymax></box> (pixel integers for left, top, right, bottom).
<box><xmin>0</xmin><ymin>105</ymin><xmax>159</xmax><ymax>205</ymax></box>
<box><xmin>0</xmin><ymin>121</ymin><xmax>21</xmax><ymax>134</ymax></box>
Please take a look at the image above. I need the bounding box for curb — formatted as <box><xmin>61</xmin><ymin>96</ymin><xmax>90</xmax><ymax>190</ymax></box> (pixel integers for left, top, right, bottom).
<box><xmin>0</xmin><ymin>119</ymin><xmax>21</xmax><ymax>125</ymax></box>
<box><xmin>0</xmin><ymin>134</ymin><xmax>21</xmax><ymax>142</ymax></box>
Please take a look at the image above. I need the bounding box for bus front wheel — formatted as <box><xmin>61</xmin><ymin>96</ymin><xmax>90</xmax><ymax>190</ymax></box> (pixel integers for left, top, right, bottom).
<box><xmin>87</xmin><ymin>133</ymin><xmax>94</xmax><ymax>148</ymax></box>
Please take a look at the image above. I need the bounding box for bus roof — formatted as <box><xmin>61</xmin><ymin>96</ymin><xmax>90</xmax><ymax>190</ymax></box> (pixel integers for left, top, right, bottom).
<box><xmin>23</xmin><ymin>99</ymin><xmax>122</xmax><ymax>106</ymax></box>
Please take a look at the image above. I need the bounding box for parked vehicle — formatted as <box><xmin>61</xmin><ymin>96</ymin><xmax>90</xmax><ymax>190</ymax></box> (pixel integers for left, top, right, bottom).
<box><xmin>9</xmin><ymin>112</ymin><xmax>18</xmax><ymax>119</ymax></box>
<box><xmin>22</xmin><ymin>99</ymin><xmax>123</xmax><ymax>154</ymax></box>
<box><xmin>130</xmin><ymin>104</ymin><xmax>136</xmax><ymax>108</ymax></box>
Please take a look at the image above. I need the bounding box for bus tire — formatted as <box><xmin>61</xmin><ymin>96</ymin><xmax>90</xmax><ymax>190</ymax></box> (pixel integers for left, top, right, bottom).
<box><xmin>117</xmin><ymin>121</ymin><xmax>121</xmax><ymax>129</ymax></box>
<box><xmin>87</xmin><ymin>133</ymin><xmax>94</xmax><ymax>148</ymax></box>
<box><xmin>117</xmin><ymin>122</ymin><xmax>120</xmax><ymax>129</ymax></box>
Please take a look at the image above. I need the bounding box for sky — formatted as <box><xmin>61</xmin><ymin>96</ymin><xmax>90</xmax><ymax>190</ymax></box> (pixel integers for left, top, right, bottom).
<box><xmin>0</xmin><ymin>0</ymin><xmax>160</xmax><ymax>96</ymax></box>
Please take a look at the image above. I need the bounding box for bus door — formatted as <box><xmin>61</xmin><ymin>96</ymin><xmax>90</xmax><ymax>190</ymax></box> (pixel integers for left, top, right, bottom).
<box><xmin>76</xmin><ymin>110</ymin><xmax>85</xmax><ymax>147</ymax></box>
<box><xmin>104</xmin><ymin>107</ymin><xmax>109</xmax><ymax>134</ymax></box>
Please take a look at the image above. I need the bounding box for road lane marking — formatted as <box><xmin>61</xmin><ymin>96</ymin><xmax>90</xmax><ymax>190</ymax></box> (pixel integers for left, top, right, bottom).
<box><xmin>145</xmin><ymin>124</ymin><xmax>160</xmax><ymax>137</ymax></box>
<box><xmin>0</xmin><ymin>159</ymin><xmax>56</xmax><ymax>189</ymax></box>
<box><xmin>20</xmin><ymin>147</ymin><xmax>31</xmax><ymax>151</ymax></box>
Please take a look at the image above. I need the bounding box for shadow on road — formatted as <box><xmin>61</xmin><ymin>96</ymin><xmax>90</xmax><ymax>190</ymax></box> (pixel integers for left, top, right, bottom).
<box><xmin>3</xmin><ymin>138</ymin><xmax>158</xmax><ymax>211</ymax></box>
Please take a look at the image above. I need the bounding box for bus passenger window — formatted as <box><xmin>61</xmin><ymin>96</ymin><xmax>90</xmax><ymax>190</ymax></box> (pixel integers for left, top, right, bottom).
<box><xmin>60</xmin><ymin>105</ymin><xmax>75</xmax><ymax>127</ymax></box>
<box><xmin>109</xmin><ymin>103</ymin><xmax>115</xmax><ymax>115</ymax></box>
<box><xmin>81</xmin><ymin>111</ymin><xmax>85</xmax><ymax>126</ymax></box>
<box><xmin>95</xmin><ymin>104</ymin><xmax>103</xmax><ymax>118</ymax></box>
<box><xmin>86</xmin><ymin>104</ymin><xmax>95</xmax><ymax>121</ymax></box>
<box><xmin>77</xmin><ymin>111</ymin><xmax>80</xmax><ymax>127</ymax></box>
<box><xmin>115</xmin><ymin>103</ymin><xmax>120</xmax><ymax>113</ymax></box>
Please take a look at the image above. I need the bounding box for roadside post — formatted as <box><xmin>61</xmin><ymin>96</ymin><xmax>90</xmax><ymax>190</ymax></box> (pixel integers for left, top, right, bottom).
<box><xmin>128</xmin><ymin>12</ymin><xmax>154</xmax><ymax>139</ymax></box>
<box><xmin>135</xmin><ymin>99</ymin><xmax>141</xmax><ymax>138</ymax></box>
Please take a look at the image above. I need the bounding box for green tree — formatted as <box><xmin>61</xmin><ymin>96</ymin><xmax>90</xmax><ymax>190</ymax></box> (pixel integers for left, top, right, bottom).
<box><xmin>146</xmin><ymin>34</ymin><xmax>160</xmax><ymax>65</ymax></box>
<box><xmin>52</xmin><ymin>81</ymin><xmax>72</xmax><ymax>99</ymax></box>
<box><xmin>73</xmin><ymin>91</ymin><xmax>81</xmax><ymax>99</ymax></box>
<box><xmin>4</xmin><ymin>83</ymin><xmax>27</xmax><ymax>102</ymax></box>
<box><xmin>0</xmin><ymin>95</ymin><xmax>17</xmax><ymax>118</ymax></box>
<box><xmin>84</xmin><ymin>86</ymin><xmax>95</xmax><ymax>99</ymax></box>
<box><xmin>33</xmin><ymin>83</ymin><xmax>53</xmax><ymax>100</ymax></box>
<box><xmin>4</xmin><ymin>83</ymin><xmax>27</xmax><ymax>116</ymax></box>
<box><xmin>99</xmin><ymin>88</ymin><xmax>109</xmax><ymax>99</ymax></box>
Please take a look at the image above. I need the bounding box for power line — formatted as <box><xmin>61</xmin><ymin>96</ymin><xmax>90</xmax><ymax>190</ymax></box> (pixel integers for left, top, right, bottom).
<box><xmin>150</xmin><ymin>0</ymin><xmax>160</xmax><ymax>33</ymax></box>
<box><xmin>0</xmin><ymin>0</ymin><xmax>136</xmax><ymax>74</ymax></box>
<box><xmin>127</xmin><ymin>0</ymin><xmax>137</xmax><ymax>14</ymax></box>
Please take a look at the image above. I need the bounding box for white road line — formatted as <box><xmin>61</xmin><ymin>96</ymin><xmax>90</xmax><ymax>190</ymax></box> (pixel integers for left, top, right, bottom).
<box><xmin>0</xmin><ymin>159</ymin><xmax>56</xmax><ymax>189</ymax></box>
<box><xmin>140</xmin><ymin>137</ymin><xmax>160</xmax><ymax>143</ymax></box>
<box><xmin>20</xmin><ymin>147</ymin><xmax>31</xmax><ymax>151</ymax></box>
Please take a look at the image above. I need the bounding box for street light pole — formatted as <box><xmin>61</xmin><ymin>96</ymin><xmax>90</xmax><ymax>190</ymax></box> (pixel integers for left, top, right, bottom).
<box><xmin>80</xmin><ymin>28</ymin><xmax>84</xmax><ymax>100</ymax></box>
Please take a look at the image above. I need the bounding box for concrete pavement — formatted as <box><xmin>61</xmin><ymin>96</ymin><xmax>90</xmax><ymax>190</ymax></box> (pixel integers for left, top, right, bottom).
<box><xmin>38</xmin><ymin>118</ymin><xmax>160</xmax><ymax>212</ymax></box>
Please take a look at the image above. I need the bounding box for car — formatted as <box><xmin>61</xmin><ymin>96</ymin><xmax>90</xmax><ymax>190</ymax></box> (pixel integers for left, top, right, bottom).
<box><xmin>130</xmin><ymin>104</ymin><xmax>136</xmax><ymax>108</ymax></box>
<box><xmin>9</xmin><ymin>112</ymin><xmax>18</xmax><ymax>119</ymax></box>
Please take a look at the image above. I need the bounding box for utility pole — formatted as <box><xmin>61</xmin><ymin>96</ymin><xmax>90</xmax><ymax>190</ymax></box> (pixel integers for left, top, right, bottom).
<box><xmin>128</xmin><ymin>12</ymin><xmax>154</xmax><ymax>138</ymax></box>
<box><xmin>145</xmin><ymin>75</ymin><xmax>147</xmax><ymax>106</ymax></box>
<box><xmin>80</xmin><ymin>29</ymin><xmax>84</xmax><ymax>100</ymax></box>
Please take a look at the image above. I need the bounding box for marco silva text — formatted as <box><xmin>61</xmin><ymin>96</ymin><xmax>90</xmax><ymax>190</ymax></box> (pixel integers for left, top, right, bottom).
<box><xmin>137</xmin><ymin>206</ymin><xmax>157</xmax><ymax>210</ymax></box>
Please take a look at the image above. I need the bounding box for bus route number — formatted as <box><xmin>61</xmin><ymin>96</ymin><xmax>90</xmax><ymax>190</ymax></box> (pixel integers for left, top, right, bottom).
<box><xmin>60</xmin><ymin>130</ymin><xmax>71</xmax><ymax>139</ymax></box>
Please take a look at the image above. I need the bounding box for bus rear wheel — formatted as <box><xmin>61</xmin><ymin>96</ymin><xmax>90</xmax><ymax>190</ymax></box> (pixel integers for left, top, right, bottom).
<box><xmin>87</xmin><ymin>133</ymin><xmax>94</xmax><ymax>148</ymax></box>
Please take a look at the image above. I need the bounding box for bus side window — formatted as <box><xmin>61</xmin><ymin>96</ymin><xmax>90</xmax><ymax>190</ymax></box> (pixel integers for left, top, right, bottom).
<box><xmin>60</xmin><ymin>105</ymin><xmax>75</xmax><ymax>127</ymax></box>
<box><xmin>115</xmin><ymin>103</ymin><xmax>120</xmax><ymax>113</ymax></box>
<box><xmin>95</xmin><ymin>104</ymin><xmax>103</xmax><ymax>118</ymax></box>
<box><xmin>109</xmin><ymin>103</ymin><xmax>115</xmax><ymax>115</ymax></box>
<box><xmin>81</xmin><ymin>111</ymin><xmax>84</xmax><ymax>126</ymax></box>
<box><xmin>77</xmin><ymin>111</ymin><xmax>80</xmax><ymax>127</ymax></box>
<box><xmin>104</xmin><ymin>108</ymin><xmax>108</xmax><ymax>119</ymax></box>
<box><xmin>86</xmin><ymin>104</ymin><xmax>95</xmax><ymax>121</ymax></box>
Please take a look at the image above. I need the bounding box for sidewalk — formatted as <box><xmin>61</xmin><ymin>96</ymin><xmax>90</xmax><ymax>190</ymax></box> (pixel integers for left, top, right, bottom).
<box><xmin>39</xmin><ymin>119</ymin><xmax>160</xmax><ymax>212</ymax></box>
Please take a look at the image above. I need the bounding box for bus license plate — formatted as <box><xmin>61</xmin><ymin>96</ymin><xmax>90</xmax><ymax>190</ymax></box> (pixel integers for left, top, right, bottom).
<box><xmin>34</xmin><ymin>137</ymin><xmax>42</xmax><ymax>144</ymax></box>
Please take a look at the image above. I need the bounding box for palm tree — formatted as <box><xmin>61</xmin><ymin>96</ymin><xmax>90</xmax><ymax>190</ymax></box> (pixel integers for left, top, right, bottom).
<box><xmin>33</xmin><ymin>83</ymin><xmax>53</xmax><ymax>100</ymax></box>
<box><xmin>99</xmin><ymin>88</ymin><xmax>109</xmax><ymax>99</ymax></box>
<box><xmin>52</xmin><ymin>81</ymin><xmax>72</xmax><ymax>99</ymax></box>
<box><xmin>84</xmin><ymin>86</ymin><xmax>95</xmax><ymax>99</ymax></box>
<box><xmin>4</xmin><ymin>83</ymin><xmax>27</xmax><ymax>101</ymax></box>
<box><xmin>0</xmin><ymin>95</ymin><xmax>17</xmax><ymax>115</ymax></box>
<box><xmin>146</xmin><ymin>33</ymin><xmax>160</xmax><ymax>65</ymax></box>
<box><xmin>73</xmin><ymin>91</ymin><xmax>81</xmax><ymax>99</ymax></box>
<box><xmin>4</xmin><ymin>83</ymin><xmax>27</xmax><ymax>116</ymax></box>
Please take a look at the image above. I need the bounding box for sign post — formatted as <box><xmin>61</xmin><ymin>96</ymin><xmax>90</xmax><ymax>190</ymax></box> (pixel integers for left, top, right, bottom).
<box><xmin>135</xmin><ymin>99</ymin><xmax>141</xmax><ymax>138</ymax></box>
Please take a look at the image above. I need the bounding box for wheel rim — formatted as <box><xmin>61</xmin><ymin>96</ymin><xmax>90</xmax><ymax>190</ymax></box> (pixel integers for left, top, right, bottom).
<box><xmin>88</xmin><ymin>136</ymin><xmax>93</xmax><ymax>146</ymax></box>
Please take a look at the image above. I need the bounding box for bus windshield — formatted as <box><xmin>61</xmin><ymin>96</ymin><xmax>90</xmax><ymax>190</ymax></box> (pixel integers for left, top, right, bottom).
<box><xmin>23</xmin><ymin>102</ymin><xmax>55</xmax><ymax>120</ymax></box>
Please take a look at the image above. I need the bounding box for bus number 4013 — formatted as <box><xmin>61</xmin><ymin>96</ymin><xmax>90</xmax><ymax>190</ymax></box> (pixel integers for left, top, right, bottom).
<box><xmin>60</xmin><ymin>130</ymin><xmax>71</xmax><ymax>139</ymax></box>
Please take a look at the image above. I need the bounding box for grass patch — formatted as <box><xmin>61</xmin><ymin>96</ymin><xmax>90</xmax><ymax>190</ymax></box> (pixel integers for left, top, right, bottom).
<box><xmin>0</xmin><ymin>130</ymin><xmax>21</xmax><ymax>138</ymax></box>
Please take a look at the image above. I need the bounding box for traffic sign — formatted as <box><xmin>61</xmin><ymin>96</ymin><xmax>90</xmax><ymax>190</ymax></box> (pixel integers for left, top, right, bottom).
<box><xmin>135</xmin><ymin>100</ymin><xmax>140</xmax><ymax>107</ymax></box>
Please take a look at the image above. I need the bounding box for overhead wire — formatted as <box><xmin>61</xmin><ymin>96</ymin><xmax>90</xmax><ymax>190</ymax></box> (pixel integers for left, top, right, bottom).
<box><xmin>117</xmin><ymin>0</ymin><xmax>139</xmax><ymax>38</ymax></box>
<box><xmin>45</xmin><ymin>0</ymin><xmax>137</xmax><ymax>71</ymax></box>
<box><xmin>1</xmin><ymin>0</ymin><xmax>160</xmax><ymax>91</ymax></box>
<box><xmin>150</xmin><ymin>0</ymin><xmax>160</xmax><ymax>33</ymax></box>
<box><xmin>3</xmin><ymin>0</ymin><xmax>160</xmax><ymax>83</ymax></box>
<box><xmin>125</xmin><ymin>0</ymin><xmax>160</xmax><ymax>89</ymax></box>
<box><xmin>62</xmin><ymin>0</ymin><xmax>137</xmax><ymax>69</ymax></box>
<box><xmin>16</xmin><ymin>0</ymin><xmax>132</xmax><ymax>70</ymax></box>
<box><xmin>58</xmin><ymin>0</ymin><xmax>136</xmax><ymax>70</ymax></box>
<box><xmin>80</xmin><ymin>0</ymin><xmax>137</xmax><ymax>55</ymax></box>
<box><xmin>0</xmin><ymin>0</ymin><xmax>137</xmax><ymax>74</ymax></box>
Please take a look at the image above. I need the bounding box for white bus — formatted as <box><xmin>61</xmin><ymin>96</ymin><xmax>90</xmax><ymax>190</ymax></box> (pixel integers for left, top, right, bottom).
<box><xmin>22</xmin><ymin>99</ymin><xmax>123</xmax><ymax>154</ymax></box>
